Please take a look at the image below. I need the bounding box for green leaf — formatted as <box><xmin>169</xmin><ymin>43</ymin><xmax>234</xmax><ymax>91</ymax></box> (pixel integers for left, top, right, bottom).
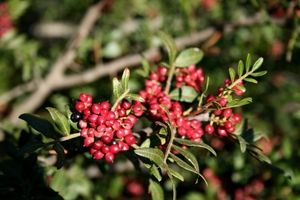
<box><xmin>241</xmin><ymin>128</ymin><xmax>265</xmax><ymax>143</ymax></box>
<box><xmin>169</xmin><ymin>86</ymin><xmax>198</xmax><ymax>103</ymax></box>
<box><xmin>171</xmin><ymin>145</ymin><xmax>199</xmax><ymax>173</ymax></box>
<box><xmin>252</xmin><ymin>57</ymin><xmax>264</xmax><ymax>71</ymax></box>
<box><xmin>245</xmin><ymin>54</ymin><xmax>252</xmax><ymax>72</ymax></box>
<box><xmin>243</xmin><ymin>78</ymin><xmax>258</xmax><ymax>84</ymax></box>
<box><xmin>226</xmin><ymin>97</ymin><xmax>252</xmax><ymax>108</ymax></box>
<box><xmin>261</xmin><ymin>161</ymin><xmax>292</xmax><ymax>179</ymax></box>
<box><xmin>175</xmin><ymin>48</ymin><xmax>203</xmax><ymax>67</ymax></box>
<box><xmin>16</xmin><ymin>140</ymin><xmax>45</xmax><ymax>156</ymax></box>
<box><xmin>46</xmin><ymin>107</ymin><xmax>70</xmax><ymax>136</ymax></box>
<box><xmin>229</xmin><ymin>68</ymin><xmax>236</xmax><ymax>83</ymax></box>
<box><xmin>235</xmin><ymin>84</ymin><xmax>246</xmax><ymax>92</ymax></box>
<box><xmin>157</xmin><ymin>31</ymin><xmax>178</xmax><ymax>63</ymax></box>
<box><xmin>112</xmin><ymin>77</ymin><xmax>123</xmax><ymax>99</ymax></box>
<box><xmin>149</xmin><ymin>179</ymin><xmax>164</xmax><ymax>200</ymax></box>
<box><xmin>21</xmin><ymin>153</ymin><xmax>37</xmax><ymax>181</ymax></box>
<box><xmin>125</xmin><ymin>93</ymin><xmax>144</xmax><ymax>102</ymax></box>
<box><xmin>65</xmin><ymin>105</ymin><xmax>80</xmax><ymax>131</ymax></box>
<box><xmin>251</xmin><ymin>71</ymin><xmax>267</xmax><ymax>77</ymax></box>
<box><xmin>174</xmin><ymin>138</ymin><xmax>216</xmax><ymax>156</ymax></box>
<box><xmin>232</xmin><ymin>135</ymin><xmax>247</xmax><ymax>153</ymax></box>
<box><xmin>150</xmin><ymin>164</ymin><xmax>162</xmax><ymax>181</ymax></box>
<box><xmin>237</xmin><ymin>60</ymin><xmax>244</xmax><ymax>77</ymax></box>
<box><xmin>233</xmin><ymin>118</ymin><xmax>248</xmax><ymax>136</ymax></box>
<box><xmin>19</xmin><ymin>113</ymin><xmax>58</xmax><ymax>139</ymax></box>
<box><xmin>134</xmin><ymin>148</ymin><xmax>164</xmax><ymax>166</ymax></box>
<box><xmin>168</xmin><ymin>168</ymin><xmax>184</xmax><ymax>181</ymax></box>
<box><xmin>52</xmin><ymin>142</ymin><xmax>66</xmax><ymax>169</ymax></box>
<box><xmin>121</xmin><ymin>68</ymin><xmax>130</xmax><ymax>91</ymax></box>
<box><xmin>140</xmin><ymin>138</ymin><xmax>151</xmax><ymax>148</ymax></box>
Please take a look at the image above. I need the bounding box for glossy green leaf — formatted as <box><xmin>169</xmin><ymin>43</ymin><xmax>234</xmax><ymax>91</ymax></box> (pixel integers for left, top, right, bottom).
<box><xmin>121</xmin><ymin>68</ymin><xmax>130</xmax><ymax>91</ymax></box>
<box><xmin>237</xmin><ymin>60</ymin><xmax>244</xmax><ymax>77</ymax></box>
<box><xmin>150</xmin><ymin>164</ymin><xmax>162</xmax><ymax>181</ymax></box>
<box><xmin>251</xmin><ymin>70</ymin><xmax>267</xmax><ymax>77</ymax></box>
<box><xmin>157</xmin><ymin>31</ymin><xmax>178</xmax><ymax>63</ymax></box>
<box><xmin>169</xmin><ymin>167</ymin><xmax>184</xmax><ymax>181</ymax></box>
<box><xmin>112</xmin><ymin>77</ymin><xmax>123</xmax><ymax>99</ymax></box>
<box><xmin>233</xmin><ymin>118</ymin><xmax>248</xmax><ymax>136</ymax></box>
<box><xmin>149</xmin><ymin>179</ymin><xmax>164</xmax><ymax>200</ymax></box>
<box><xmin>229</xmin><ymin>68</ymin><xmax>236</xmax><ymax>83</ymax></box>
<box><xmin>226</xmin><ymin>97</ymin><xmax>252</xmax><ymax>108</ymax></box>
<box><xmin>175</xmin><ymin>48</ymin><xmax>203</xmax><ymax>67</ymax></box>
<box><xmin>241</xmin><ymin>128</ymin><xmax>265</xmax><ymax>143</ymax></box>
<box><xmin>134</xmin><ymin>148</ymin><xmax>164</xmax><ymax>166</ymax></box>
<box><xmin>125</xmin><ymin>93</ymin><xmax>145</xmax><ymax>102</ymax></box>
<box><xmin>243</xmin><ymin>78</ymin><xmax>258</xmax><ymax>84</ymax></box>
<box><xmin>235</xmin><ymin>84</ymin><xmax>246</xmax><ymax>92</ymax></box>
<box><xmin>171</xmin><ymin>145</ymin><xmax>199</xmax><ymax>172</ymax></box>
<box><xmin>65</xmin><ymin>105</ymin><xmax>80</xmax><ymax>131</ymax></box>
<box><xmin>252</xmin><ymin>57</ymin><xmax>264</xmax><ymax>71</ymax></box>
<box><xmin>174</xmin><ymin>138</ymin><xmax>216</xmax><ymax>156</ymax></box>
<box><xmin>245</xmin><ymin>54</ymin><xmax>252</xmax><ymax>72</ymax></box>
<box><xmin>140</xmin><ymin>138</ymin><xmax>151</xmax><ymax>148</ymax></box>
<box><xmin>53</xmin><ymin>142</ymin><xmax>66</xmax><ymax>169</ymax></box>
<box><xmin>19</xmin><ymin>113</ymin><xmax>57</xmax><ymax>139</ymax></box>
<box><xmin>233</xmin><ymin>134</ymin><xmax>247</xmax><ymax>153</ymax></box>
<box><xmin>169</xmin><ymin>86</ymin><xmax>198</xmax><ymax>103</ymax></box>
<box><xmin>16</xmin><ymin>140</ymin><xmax>45</xmax><ymax>156</ymax></box>
<box><xmin>46</xmin><ymin>107</ymin><xmax>70</xmax><ymax>136</ymax></box>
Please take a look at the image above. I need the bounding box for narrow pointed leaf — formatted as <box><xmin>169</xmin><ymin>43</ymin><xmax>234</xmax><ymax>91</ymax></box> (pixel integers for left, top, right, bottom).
<box><xmin>233</xmin><ymin>135</ymin><xmax>247</xmax><ymax>153</ymax></box>
<box><xmin>235</xmin><ymin>84</ymin><xmax>246</xmax><ymax>92</ymax></box>
<box><xmin>52</xmin><ymin>142</ymin><xmax>66</xmax><ymax>169</ymax></box>
<box><xmin>125</xmin><ymin>93</ymin><xmax>144</xmax><ymax>102</ymax></box>
<box><xmin>112</xmin><ymin>77</ymin><xmax>123</xmax><ymax>99</ymax></box>
<box><xmin>251</xmin><ymin>71</ymin><xmax>267</xmax><ymax>77</ymax></box>
<box><xmin>243</xmin><ymin>78</ymin><xmax>258</xmax><ymax>84</ymax></box>
<box><xmin>245</xmin><ymin>54</ymin><xmax>252</xmax><ymax>72</ymax></box>
<box><xmin>141</xmin><ymin>57</ymin><xmax>150</xmax><ymax>77</ymax></box>
<box><xmin>171</xmin><ymin>145</ymin><xmax>199</xmax><ymax>172</ymax></box>
<box><xmin>175</xmin><ymin>48</ymin><xmax>203</xmax><ymax>67</ymax></box>
<box><xmin>169</xmin><ymin>168</ymin><xmax>184</xmax><ymax>181</ymax></box>
<box><xmin>252</xmin><ymin>57</ymin><xmax>264</xmax><ymax>71</ymax></box>
<box><xmin>149</xmin><ymin>164</ymin><xmax>162</xmax><ymax>181</ymax></box>
<box><xmin>134</xmin><ymin>148</ymin><xmax>164</xmax><ymax>166</ymax></box>
<box><xmin>261</xmin><ymin>161</ymin><xmax>292</xmax><ymax>179</ymax></box>
<box><xmin>229</xmin><ymin>68</ymin><xmax>236</xmax><ymax>83</ymax></box>
<box><xmin>16</xmin><ymin>140</ymin><xmax>46</xmax><ymax>156</ymax></box>
<box><xmin>169</xmin><ymin>86</ymin><xmax>198</xmax><ymax>103</ymax></box>
<box><xmin>46</xmin><ymin>107</ymin><xmax>70</xmax><ymax>136</ymax></box>
<box><xmin>19</xmin><ymin>113</ymin><xmax>57</xmax><ymax>139</ymax></box>
<box><xmin>121</xmin><ymin>68</ymin><xmax>130</xmax><ymax>91</ymax></box>
<box><xmin>149</xmin><ymin>179</ymin><xmax>164</xmax><ymax>200</ymax></box>
<box><xmin>65</xmin><ymin>105</ymin><xmax>80</xmax><ymax>131</ymax></box>
<box><xmin>237</xmin><ymin>60</ymin><xmax>244</xmax><ymax>77</ymax></box>
<box><xmin>174</xmin><ymin>138</ymin><xmax>216</xmax><ymax>156</ymax></box>
<box><xmin>157</xmin><ymin>31</ymin><xmax>178</xmax><ymax>63</ymax></box>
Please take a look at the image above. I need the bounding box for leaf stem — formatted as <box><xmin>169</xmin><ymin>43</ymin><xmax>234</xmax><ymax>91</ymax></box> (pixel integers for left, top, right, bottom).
<box><xmin>164</xmin><ymin>63</ymin><xmax>176</xmax><ymax>94</ymax></box>
<box><xmin>112</xmin><ymin>88</ymin><xmax>130</xmax><ymax>110</ymax></box>
<box><xmin>58</xmin><ymin>132</ymin><xmax>81</xmax><ymax>142</ymax></box>
<box><xmin>163</xmin><ymin>128</ymin><xmax>176</xmax><ymax>163</ymax></box>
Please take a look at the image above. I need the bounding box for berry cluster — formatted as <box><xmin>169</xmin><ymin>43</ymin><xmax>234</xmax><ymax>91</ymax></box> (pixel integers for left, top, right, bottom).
<box><xmin>0</xmin><ymin>3</ymin><xmax>13</xmax><ymax>38</ymax></box>
<box><xmin>71</xmin><ymin>93</ymin><xmax>143</xmax><ymax>162</ymax></box>
<box><xmin>139</xmin><ymin>66</ymin><xmax>205</xmax><ymax>143</ymax></box>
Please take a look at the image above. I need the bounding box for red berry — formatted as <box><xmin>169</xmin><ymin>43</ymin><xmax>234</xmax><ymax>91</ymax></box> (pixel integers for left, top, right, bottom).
<box><xmin>88</xmin><ymin>114</ymin><xmax>98</xmax><ymax>123</ymax></box>
<box><xmin>232</xmin><ymin>114</ymin><xmax>242</xmax><ymax>123</ymax></box>
<box><xmin>79</xmin><ymin>93</ymin><xmax>87</xmax><ymax>102</ymax></box>
<box><xmin>110</xmin><ymin>144</ymin><xmax>121</xmax><ymax>154</ymax></box>
<box><xmin>93</xmin><ymin>140</ymin><xmax>104</xmax><ymax>150</ymax></box>
<box><xmin>100</xmin><ymin>101</ymin><xmax>111</xmax><ymax>110</ymax></box>
<box><xmin>217</xmin><ymin>126</ymin><xmax>227</xmax><ymax>136</ymax></box>
<box><xmin>86</xmin><ymin>94</ymin><xmax>93</xmax><ymax>103</ymax></box>
<box><xmin>106</xmin><ymin>111</ymin><xmax>116</xmax><ymax>121</ymax></box>
<box><xmin>78</xmin><ymin>120</ymin><xmax>87</xmax><ymax>129</ymax></box>
<box><xmin>124</xmin><ymin>135</ymin><xmax>136</xmax><ymax>145</ymax></box>
<box><xmin>222</xmin><ymin>108</ymin><xmax>233</xmax><ymax>118</ymax></box>
<box><xmin>224</xmin><ymin>121</ymin><xmax>233</xmax><ymax>130</ymax></box>
<box><xmin>205</xmin><ymin>124</ymin><xmax>214</xmax><ymax>134</ymax></box>
<box><xmin>127</xmin><ymin>115</ymin><xmax>137</xmax><ymax>124</ymax></box>
<box><xmin>218</xmin><ymin>98</ymin><xmax>227</xmax><ymax>107</ymax></box>
<box><xmin>84</xmin><ymin>137</ymin><xmax>94</xmax><ymax>147</ymax></box>
<box><xmin>75</xmin><ymin>102</ymin><xmax>85</xmax><ymax>112</ymax></box>
<box><xmin>116</xmin><ymin>129</ymin><xmax>125</xmax><ymax>138</ymax></box>
<box><xmin>93</xmin><ymin>150</ymin><xmax>104</xmax><ymax>160</ymax></box>
<box><xmin>178</xmin><ymin>126</ymin><xmax>186</xmax><ymax>136</ymax></box>
<box><xmin>132</xmin><ymin>104</ymin><xmax>143</xmax><ymax>116</ymax></box>
<box><xmin>102</xmin><ymin>135</ymin><xmax>113</xmax><ymax>144</ymax></box>
<box><xmin>80</xmin><ymin>128</ymin><xmax>88</xmax><ymax>137</ymax></box>
<box><xmin>91</xmin><ymin>104</ymin><xmax>101</xmax><ymax>114</ymax></box>
<box><xmin>105</xmin><ymin>152</ymin><xmax>115</xmax><ymax>163</ymax></box>
<box><xmin>214</xmin><ymin>109</ymin><xmax>222</xmax><ymax>115</ymax></box>
<box><xmin>117</xmin><ymin>108</ymin><xmax>127</xmax><ymax>117</ymax></box>
<box><xmin>121</xmin><ymin>143</ymin><xmax>130</xmax><ymax>151</ymax></box>
<box><xmin>122</xmin><ymin>100</ymin><xmax>132</xmax><ymax>110</ymax></box>
<box><xmin>101</xmin><ymin>145</ymin><xmax>110</xmax><ymax>154</ymax></box>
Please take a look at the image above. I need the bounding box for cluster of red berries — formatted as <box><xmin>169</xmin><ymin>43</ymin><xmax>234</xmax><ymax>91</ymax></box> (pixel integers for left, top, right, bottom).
<box><xmin>139</xmin><ymin>66</ymin><xmax>205</xmax><ymax>143</ymax></box>
<box><xmin>0</xmin><ymin>3</ymin><xmax>13</xmax><ymax>38</ymax></box>
<box><xmin>71</xmin><ymin>93</ymin><xmax>143</xmax><ymax>162</ymax></box>
<box><xmin>224</xmin><ymin>78</ymin><xmax>244</xmax><ymax>96</ymax></box>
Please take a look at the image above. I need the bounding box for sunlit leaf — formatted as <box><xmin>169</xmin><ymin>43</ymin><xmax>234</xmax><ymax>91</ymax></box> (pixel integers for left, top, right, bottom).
<box><xmin>235</xmin><ymin>84</ymin><xmax>246</xmax><ymax>92</ymax></box>
<box><xmin>112</xmin><ymin>78</ymin><xmax>123</xmax><ymax>99</ymax></box>
<box><xmin>171</xmin><ymin>145</ymin><xmax>199</xmax><ymax>172</ymax></box>
<box><xmin>140</xmin><ymin>138</ymin><xmax>151</xmax><ymax>148</ymax></box>
<box><xmin>169</xmin><ymin>86</ymin><xmax>198</xmax><ymax>103</ymax></box>
<box><xmin>243</xmin><ymin>78</ymin><xmax>258</xmax><ymax>84</ymax></box>
<box><xmin>149</xmin><ymin>179</ymin><xmax>164</xmax><ymax>200</ymax></box>
<box><xmin>237</xmin><ymin>60</ymin><xmax>244</xmax><ymax>77</ymax></box>
<box><xmin>229</xmin><ymin>68</ymin><xmax>236</xmax><ymax>83</ymax></box>
<box><xmin>16</xmin><ymin>140</ymin><xmax>46</xmax><ymax>156</ymax></box>
<box><xmin>245</xmin><ymin>54</ymin><xmax>252</xmax><ymax>72</ymax></box>
<box><xmin>52</xmin><ymin>142</ymin><xmax>66</xmax><ymax>169</ymax></box>
<box><xmin>150</xmin><ymin>164</ymin><xmax>162</xmax><ymax>181</ymax></box>
<box><xmin>125</xmin><ymin>93</ymin><xmax>144</xmax><ymax>102</ymax></box>
<box><xmin>252</xmin><ymin>57</ymin><xmax>264</xmax><ymax>71</ymax></box>
<box><xmin>174</xmin><ymin>138</ymin><xmax>216</xmax><ymax>156</ymax></box>
<box><xmin>251</xmin><ymin>71</ymin><xmax>267</xmax><ymax>77</ymax></box>
<box><xmin>175</xmin><ymin>48</ymin><xmax>203</xmax><ymax>67</ymax></box>
<box><xmin>19</xmin><ymin>113</ymin><xmax>57</xmax><ymax>139</ymax></box>
<box><xmin>121</xmin><ymin>68</ymin><xmax>130</xmax><ymax>91</ymax></box>
<box><xmin>169</xmin><ymin>168</ymin><xmax>184</xmax><ymax>181</ymax></box>
<box><xmin>46</xmin><ymin>107</ymin><xmax>70</xmax><ymax>136</ymax></box>
<box><xmin>134</xmin><ymin>148</ymin><xmax>164</xmax><ymax>166</ymax></box>
<box><xmin>157</xmin><ymin>31</ymin><xmax>178</xmax><ymax>63</ymax></box>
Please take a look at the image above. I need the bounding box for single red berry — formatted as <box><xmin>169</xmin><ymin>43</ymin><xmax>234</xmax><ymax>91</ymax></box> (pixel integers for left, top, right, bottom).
<box><xmin>93</xmin><ymin>150</ymin><xmax>104</xmax><ymax>160</ymax></box>
<box><xmin>86</xmin><ymin>94</ymin><xmax>93</xmax><ymax>103</ymax></box>
<box><xmin>117</xmin><ymin>108</ymin><xmax>127</xmax><ymax>117</ymax></box>
<box><xmin>217</xmin><ymin>126</ymin><xmax>227</xmax><ymax>137</ymax></box>
<box><xmin>177</xmin><ymin>126</ymin><xmax>186</xmax><ymax>136</ymax></box>
<box><xmin>218</xmin><ymin>98</ymin><xmax>227</xmax><ymax>107</ymax></box>
<box><xmin>226</xmin><ymin>126</ymin><xmax>235</xmax><ymax>133</ymax></box>
<box><xmin>105</xmin><ymin>152</ymin><xmax>115</xmax><ymax>163</ymax></box>
<box><xmin>80</xmin><ymin>128</ymin><xmax>88</xmax><ymax>137</ymax></box>
<box><xmin>91</xmin><ymin>103</ymin><xmax>101</xmax><ymax>114</ymax></box>
<box><xmin>116</xmin><ymin>129</ymin><xmax>125</xmax><ymax>138</ymax></box>
<box><xmin>100</xmin><ymin>101</ymin><xmax>111</xmax><ymax>110</ymax></box>
<box><xmin>231</xmin><ymin>114</ymin><xmax>242</xmax><ymax>123</ymax></box>
<box><xmin>224</xmin><ymin>121</ymin><xmax>233</xmax><ymax>130</ymax></box>
<box><xmin>127</xmin><ymin>115</ymin><xmax>137</xmax><ymax>124</ymax></box>
<box><xmin>124</xmin><ymin>135</ymin><xmax>136</xmax><ymax>145</ymax></box>
<box><xmin>84</xmin><ymin>137</ymin><xmax>94</xmax><ymax>147</ymax></box>
<box><xmin>75</xmin><ymin>102</ymin><xmax>85</xmax><ymax>112</ymax></box>
<box><xmin>122</xmin><ymin>100</ymin><xmax>132</xmax><ymax>110</ymax></box>
<box><xmin>79</xmin><ymin>93</ymin><xmax>87</xmax><ymax>102</ymax></box>
<box><xmin>78</xmin><ymin>120</ymin><xmax>87</xmax><ymax>129</ymax></box>
<box><xmin>222</xmin><ymin>108</ymin><xmax>233</xmax><ymax>118</ymax></box>
<box><xmin>106</xmin><ymin>111</ymin><xmax>116</xmax><ymax>121</ymax></box>
<box><xmin>93</xmin><ymin>140</ymin><xmax>104</xmax><ymax>150</ymax></box>
<box><xmin>206</xmin><ymin>94</ymin><xmax>215</xmax><ymax>103</ymax></box>
<box><xmin>214</xmin><ymin>109</ymin><xmax>222</xmax><ymax>115</ymax></box>
<box><xmin>102</xmin><ymin>135</ymin><xmax>113</xmax><ymax>144</ymax></box>
<box><xmin>205</xmin><ymin>124</ymin><xmax>215</xmax><ymax>134</ymax></box>
<box><xmin>88</xmin><ymin>114</ymin><xmax>98</xmax><ymax>123</ymax></box>
<box><xmin>110</xmin><ymin>144</ymin><xmax>121</xmax><ymax>154</ymax></box>
<box><xmin>122</xmin><ymin>119</ymin><xmax>133</xmax><ymax>130</ymax></box>
<box><xmin>101</xmin><ymin>145</ymin><xmax>110</xmax><ymax>154</ymax></box>
<box><xmin>105</xmin><ymin>120</ymin><xmax>115</xmax><ymax>127</ymax></box>
<box><xmin>122</xmin><ymin>143</ymin><xmax>130</xmax><ymax>151</ymax></box>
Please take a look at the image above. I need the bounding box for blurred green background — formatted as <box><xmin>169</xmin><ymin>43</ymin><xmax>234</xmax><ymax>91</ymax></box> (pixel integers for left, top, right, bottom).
<box><xmin>0</xmin><ymin>0</ymin><xmax>300</xmax><ymax>199</ymax></box>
